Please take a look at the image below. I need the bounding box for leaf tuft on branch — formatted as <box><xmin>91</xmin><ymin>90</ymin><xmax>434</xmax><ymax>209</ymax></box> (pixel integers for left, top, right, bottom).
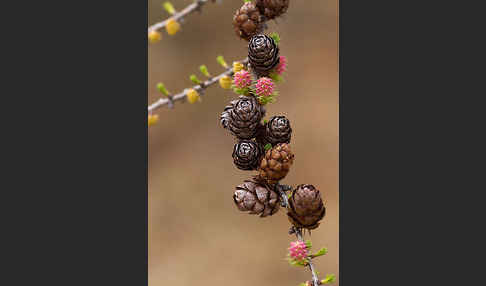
<box><xmin>190</xmin><ymin>74</ymin><xmax>202</xmax><ymax>85</ymax></box>
<box><xmin>156</xmin><ymin>83</ymin><xmax>170</xmax><ymax>96</ymax></box>
<box><xmin>163</xmin><ymin>2</ymin><xmax>176</xmax><ymax>15</ymax></box>
<box><xmin>321</xmin><ymin>274</ymin><xmax>336</xmax><ymax>284</ymax></box>
<box><xmin>269</xmin><ymin>32</ymin><xmax>281</xmax><ymax>45</ymax></box>
<box><xmin>312</xmin><ymin>247</ymin><xmax>328</xmax><ymax>258</ymax></box>
<box><xmin>216</xmin><ymin>55</ymin><xmax>229</xmax><ymax>68</ymax></box>
<box><xmin>199</xmin><ymin>65</ymin><xmax>211</xmax><ymax>77</ymax></box>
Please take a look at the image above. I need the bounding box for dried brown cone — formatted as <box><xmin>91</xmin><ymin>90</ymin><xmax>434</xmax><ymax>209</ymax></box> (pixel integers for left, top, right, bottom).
<box><xmin>233</xmin><ymin>2</ymin><xmax>265</xmax><ymax>41</ymax></box>
<box><xmin>258</xmin><ymin>143</ymin><xmax>294</xmax><ymax>184</ymax></box>
<box><xmin>232</xmin><ymin>140</ymin><xmax>264</xmax><ymax>171</ymax></box>
<box><xmin>233</xmin><ymin>178</ymin><xmax>280</xmax><ymax>217</ymax></box>
<box><xmin>255</xmin><ymin>0</ymin><xmax>290</xmax><ymax>20</ymax></box>
<box><xmin>248</xmin><ymin>34</ymin><xmax>280</xmax><ymax>77</ymax></box>
<box><xmin>287</xmin><ymin>184</ymin><xmax>326</xmax><ymax>230</ymax></box>
<box><xmin>257</xmin><ymin>115</ymin><xmax>292</xmax><ymax>146</ymax></box>
<box><xmin>220</xmin><ymin>95</ymin><xmax>266</xmax><ymax>139</ymax></box>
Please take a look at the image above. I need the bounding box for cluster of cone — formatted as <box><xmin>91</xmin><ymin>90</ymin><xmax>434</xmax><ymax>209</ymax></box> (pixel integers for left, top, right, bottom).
<box><xmin>231</xmin><ymin>34</ymin><xmax>282</xmax><ymax>105</ymax></box>
<box><xmin>220</xmin><ymin>31</ymin><xmax>325</xmax><ymax>231</ymax></box>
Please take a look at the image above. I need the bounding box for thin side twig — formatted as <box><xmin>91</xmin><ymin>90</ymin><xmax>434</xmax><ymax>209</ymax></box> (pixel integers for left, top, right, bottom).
<box><xmin>148</xmin><ymin>0</ymin><xmax>212</xmax><ymax>33</ymax></box>
<box><xmin>148</xmin><ymin>58</ymin><xmax>248</xmax><ymax>112</ymax></box>
<box><xmin>294</xmin><ymin>227</ymin><xmax>321</xmax><ymax>286</ymax></box>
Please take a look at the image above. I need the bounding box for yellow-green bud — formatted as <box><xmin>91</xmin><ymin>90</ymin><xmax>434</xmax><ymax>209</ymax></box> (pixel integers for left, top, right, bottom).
<box><xmin>219</xmin><ymin>75</ymin><xmax>232</xmax><ymax>89</ymax></box>
<box><xmin>186</xmin><ymin>89</ymin><xmax>200</xmax><ymax>104</ymax></box>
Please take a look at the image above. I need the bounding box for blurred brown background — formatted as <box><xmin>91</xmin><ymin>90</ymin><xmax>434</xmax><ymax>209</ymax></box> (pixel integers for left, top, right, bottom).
<box><xmin>148</xmin><ymin>1</ymin><xmax>338</xmax><ymax>285</ymax></box>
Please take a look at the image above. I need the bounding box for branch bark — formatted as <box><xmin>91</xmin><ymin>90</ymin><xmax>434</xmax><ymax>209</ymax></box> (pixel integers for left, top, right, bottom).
<box><xmin>148</xmin><ymin>0</ymin><xmax>211</xmax><ymax>33</ymax></box>
<box><xmin>148</xmin><ymin>58</ymin><xmax>248</xmax><ymax>112</ymax></box>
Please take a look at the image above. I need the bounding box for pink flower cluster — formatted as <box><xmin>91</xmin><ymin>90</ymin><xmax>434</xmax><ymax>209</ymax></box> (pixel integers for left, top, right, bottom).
<box><xmin>275</xmin><ymin>56</ymin><xmax>287</xmax><ymax>75</ymax></box>
<box><xmin>288</xmin><ymin>240</ymin><xmax>308</xmax><ymax>261</ymax></box>
<box><xmin>255</xmin><ymin>77</ymin><xmax>275</xmax><ymax>97</ymax></box>
<box><xmin>233</xmin><ymin>70</ymin><xmax>253</xmax><ymax>89</ymax></box>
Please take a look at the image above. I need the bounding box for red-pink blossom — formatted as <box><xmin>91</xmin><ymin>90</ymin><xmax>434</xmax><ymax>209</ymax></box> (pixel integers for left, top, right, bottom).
<box><xmin>288</xmin><ymin>240</ymin><xmax>308</xmax><ymax>261</ymax></box>
<box><xmin>275</xmin><ymin>56</ymin><xmax>287</xmax><ymax>75</ymax></box>
<box><xmin>255</xmin><ymin>77</ymin><xmax>275</xmax><ymax>97</ymax></box>
<box><xmin>233</xmin><ymin>70</ymin><xmax>253</xmax><ymax>89</ymax></box>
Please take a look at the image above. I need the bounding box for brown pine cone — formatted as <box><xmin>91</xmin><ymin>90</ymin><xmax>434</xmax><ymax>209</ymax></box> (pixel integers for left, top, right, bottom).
<box><xmin>258</xmin><ymin>143</ymin><xmax>294</xmax><ymax>184</ymax></box>
<box><xmin>233</xmin><ymin>178</ymin><xmax>280</xmax><ymax>217</ymax></box>
<box><xmin>257</xmin><ymin>115</ymin><xmax>292</xmax><ymax>146</ymax></box>
<box><xmin>255</xmin><ymin>0</ymin><xmax>290</xmax><ymax>20</ymax></box>
<box><xmin>233</xmin><ymin>2</ymin><xmax>264</xmax><ymax>41</ymax></box>
<box><xmin>232</xmin><ymin>140</ymin><xmax>264</xmax><ymax>170</ymax></box>
<box><xmin>248</xmin><ymin>34</ymin><xmax>280</xmax><ymax>77</ymax></box>
<box><xmin>220</xmin><ymin>95</ymin><xmax>266</xmax><ymax>139</ymax></box>
<box><xmin>287</xmin><ymin>184</ymin><xmax>326</xmax><ymax>230</ymax></box>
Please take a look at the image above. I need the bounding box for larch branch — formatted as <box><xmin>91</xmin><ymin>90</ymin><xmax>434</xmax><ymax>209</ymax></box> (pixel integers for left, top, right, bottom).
<box><xmin>148</xmin><ymin>58</ymin><xmax>248</xmax><ymax>112</ymax></box>
<box><xmin>148</xmin><ymin>0</ymin><xmax>213</xmax><ymax>33</ymax></box>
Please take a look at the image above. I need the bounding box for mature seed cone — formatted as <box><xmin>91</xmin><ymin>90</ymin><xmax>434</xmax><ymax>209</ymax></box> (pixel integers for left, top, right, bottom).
<box><xmin>233</xmin><ymin>178</ymin><xmax>280</xmax><ymax>217</ymax></box>
<box><xmin>220</xmin><ymin>95</ymin><xmax>266</xmax><ymax>139</ymax></box>
<box><xmin>258</xmin><ymin>143</ymin><xmax>294</xmax><ymax>184</ymax></box>
<box><xmin>233</xmin><ymin>2</ymin><xmax>264</xmax><ymax>41</ymax></box>
<box><xmin>257</xmin><ymin>115</ymin><xmax>292</xmax><ymax>146</ymax></box>
<box><xmin>287</xmin><ymin>184</ymin><xmax>326</xmax><ymax>230</ymax></box>
<box><xmin>232</xmin><ymin>140</ymin><xmax>264</xmax><ymax>170</ymax></box>
<box><xmin>255</xmin><ymin>0</ymin><xmax>290</xmax><ymax>20</ymax></box>
<box><xmin>248</xmin><ymin>34</ymin><xmax>280</xmax><ymax>77</ymax></box>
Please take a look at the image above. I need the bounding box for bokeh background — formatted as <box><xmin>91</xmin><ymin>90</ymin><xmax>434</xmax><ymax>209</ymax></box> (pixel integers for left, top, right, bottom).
<box><xmin>148</xmin><ymin>1</ymin><xmax>338</xmax><ymax>285</ymax></box>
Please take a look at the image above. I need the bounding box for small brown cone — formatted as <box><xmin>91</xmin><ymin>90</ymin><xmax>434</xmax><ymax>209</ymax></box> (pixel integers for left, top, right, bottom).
<box><xmin>232</xmin><ymin>140</ymin><xmax>264</xmax><ymax>171</ymax></box>
<box><xmin>256</xmin><ymin>115</ymin><xmax>292</xmax><ymax>146</ymax></box>
<box><xmin>220</xmin><ymin>95</ymin><xmax>266</xmax><ymax>140</ymax></box>
<box><xmin>255</xmin><ymin>0</ymin><xmax>290</xmax><ymax>20</ymax></box>
<box><xmin>287</xmin><ymin>184</ymin><xmax>326</xmax><ymax>230</ymax></box>
<box><xmin>233</xmin><ymin>178</ymin><xmax>280</xmax><ymax>217</ymax></box>
<box><xmin>258</xmin><ymin>143</ymin><xmax>294</xmax><ymax>184</ymax></box>
<box><xmin>248</xmin><ymin>34</ymin><xmax>280</xmax><ymax>77</ymax></box>
<box><xmin>233</xmin><ymin>2</ymin><xmax>264</xmax><ymax>41</ymax></box>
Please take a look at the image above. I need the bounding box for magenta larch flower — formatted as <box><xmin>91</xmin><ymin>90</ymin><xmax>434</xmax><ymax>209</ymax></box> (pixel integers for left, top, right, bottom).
<box><xmin>255</xmin><ymin>77</ymin><xmax>275</xmax><ymax>97</ymax></box>
<box><xmin>233</xmin><ymin>70</ymin><xmax>253</xmax><ymax>89</ymax></box>
<box><xmin>275</xmin><ymin>56</ymin><xmax>287</xmax><ymax>75</ymax></box>
<box><xmin>288</xmin><ymin>240</ymin><xmax>308</xmax><ymax>261</ymax></box>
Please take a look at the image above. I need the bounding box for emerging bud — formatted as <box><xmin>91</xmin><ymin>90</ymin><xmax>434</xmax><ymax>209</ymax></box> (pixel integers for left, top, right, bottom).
<box><xmin>148</xmin><ymin>30</ymin><xmax>162</xmax><ymax>44</ymax></box>
<box><xmin>217</xmin><ymin>55</ymin><xmax>229</xmax><ymax>68</ymax></box>
<box><xmin>186</xmin><ymin>88</ymin><xmax>200</xmax><ymax>104</ymax></box>
<box><xmin>219</xmin><ymin>75</ymin><xmax>232</xmax><ymax>89</ymax></box>
<box><xmin>148</xmin><ymin>114</ymin><xmax>159</xmax><ymax>127</ymax></box>
<box><xmin>233</xmin><ymin>61</ymin><xmax>245</xmax><ymax>73</ymax></box>
<box><xmin>166</xmin><ymin>18</ymin><xmax>181</xmax><ymax>35</ymax></box>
